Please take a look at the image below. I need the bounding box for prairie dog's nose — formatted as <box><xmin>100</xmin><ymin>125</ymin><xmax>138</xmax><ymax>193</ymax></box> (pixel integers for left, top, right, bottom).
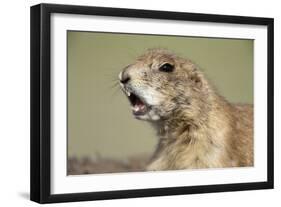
<box><xmin>119</xmin><ymin>71</ymin><xmax>131</xmax><ymax>84</ymax></box>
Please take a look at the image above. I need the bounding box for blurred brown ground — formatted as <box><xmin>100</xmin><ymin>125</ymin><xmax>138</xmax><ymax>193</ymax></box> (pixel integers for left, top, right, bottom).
<box><xmin>67</xmin><ymin>155</ymin><xmax>150</xmax><ymax>175</ymax></box>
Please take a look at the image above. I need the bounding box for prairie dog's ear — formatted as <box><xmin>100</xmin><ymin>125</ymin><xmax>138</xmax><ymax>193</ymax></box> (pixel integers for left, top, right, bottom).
<box><xmin>189</xmin><ymin>70</ymin><xmax>203</xmax><ymax>88</ymax></box>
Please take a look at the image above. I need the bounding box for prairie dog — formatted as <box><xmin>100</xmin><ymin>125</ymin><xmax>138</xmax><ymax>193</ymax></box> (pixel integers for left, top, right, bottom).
<box><xmin>119</xmin><ymin>48</ymin><xmax>253</xmax><ymax>171</ymax></box>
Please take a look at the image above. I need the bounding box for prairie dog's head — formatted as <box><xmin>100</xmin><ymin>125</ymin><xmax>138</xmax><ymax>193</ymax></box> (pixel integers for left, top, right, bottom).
<box><xmin>119</xmin><ymin>48</ymin><xmax>209</xmax><ymax>121</ymax></box>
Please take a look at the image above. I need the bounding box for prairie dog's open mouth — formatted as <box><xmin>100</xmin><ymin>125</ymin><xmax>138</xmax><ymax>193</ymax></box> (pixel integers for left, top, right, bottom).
<box><xmin>125</xmin><ymin>91</ymin><xmax>149</xmax><ymax>116</ymax></box>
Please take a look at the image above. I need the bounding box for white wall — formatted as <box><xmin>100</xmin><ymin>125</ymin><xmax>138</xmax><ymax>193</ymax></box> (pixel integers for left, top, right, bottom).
<box><xmin>0</xmin><ymin>0</ymin><xmax>279</xmax><ymax>206</ymax></box>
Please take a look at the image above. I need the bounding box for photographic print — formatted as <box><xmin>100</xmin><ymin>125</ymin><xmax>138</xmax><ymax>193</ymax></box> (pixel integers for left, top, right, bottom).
<box><xmin>30</xmin><ymin>3</ymin><xmax>273</xmax><ymax>203</ymax></box>
<box><xmin>67</xmin><ymin>31</ymin><xmax>254</xmax><ymax>175</ymax></box>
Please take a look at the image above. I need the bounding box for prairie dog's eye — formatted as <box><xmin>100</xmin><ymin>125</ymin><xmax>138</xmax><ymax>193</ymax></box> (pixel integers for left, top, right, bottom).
<box><xmin>159</xmin><ymin>63</ymin><xmax>174</xmax><ymax>72</ymax></box>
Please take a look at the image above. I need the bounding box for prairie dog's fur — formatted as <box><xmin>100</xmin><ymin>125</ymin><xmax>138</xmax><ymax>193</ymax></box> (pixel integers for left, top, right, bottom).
<box><xmin>119</xmin><ymin>48</ymin><xmax>253</xmax><ymax>171</ymax></box>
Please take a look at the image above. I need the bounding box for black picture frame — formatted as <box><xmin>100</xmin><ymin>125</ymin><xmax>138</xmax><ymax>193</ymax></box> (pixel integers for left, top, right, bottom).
<box><xmin>30</xmin><ymin>3</ymin><xmax>274</xmax><ymax>204</ymax></box>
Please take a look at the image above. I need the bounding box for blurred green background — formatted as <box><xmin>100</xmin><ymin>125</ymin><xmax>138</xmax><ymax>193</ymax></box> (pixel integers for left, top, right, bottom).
<box><xmin>67</xmin><ymin>31</ymin><xmax>253</xmax><ymax>161</ymax></box>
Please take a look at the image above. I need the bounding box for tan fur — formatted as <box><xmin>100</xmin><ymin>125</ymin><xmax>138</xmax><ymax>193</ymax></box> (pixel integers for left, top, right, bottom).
<box><xmin>119</xmin><ymin>48</ymin><xmax>253</xmax><ymax>171</ymax></box>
